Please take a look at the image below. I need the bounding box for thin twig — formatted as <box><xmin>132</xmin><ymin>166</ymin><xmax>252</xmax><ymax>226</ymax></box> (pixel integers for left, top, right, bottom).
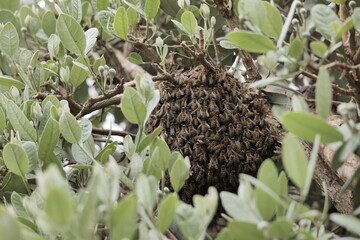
<box><xmin>92</xmin><ymin>127</ymin><xmax>136</xmax><ymax>137</ymax></box>
<box><xmin>180</xmin><ymin>41</ymin><xmax>217</xmax><ymax>72</ymax></box>
<box><xmin>332</xmin><ymin>84</ymin><xmax>354</xmax><ymax>96</ymax></box>
<box><xmin>213</xmin><ymin>32</ymin><xmax>221</xmax><ymax>65</ymax></box>
<box><xmin>151</xmin><ymin>64</ymin><xmax>176</xmax><ymax>82</ymax></box>
<box><xmin>41</xmin><ymin>81</ymin><xmax>82</xmax><ymax>113</ymax></box>
<box><xmin>324</xmin><ymin>62</ymin><xmax>360</xmax><ymax>70</ymax></box>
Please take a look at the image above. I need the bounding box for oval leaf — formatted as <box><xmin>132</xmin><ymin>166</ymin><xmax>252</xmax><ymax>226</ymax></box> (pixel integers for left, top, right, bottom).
<box><xmin>59</xmin><ymin>112</ymin><xmax>82</xmax><ymax>144</ymax></box>
<box><xmin>120</xmin><ymin>87</ymin><xmax>146</xmax><ymax>125</ymax></box>
<box><xmin>310</xmin><ymin>41</ymin><xmax>328</xmax><ymax>58</ymax></box>
<box><xmin>38</xmin><ymin>117</ymin><xmax>60</xmax><ymax>162</ymax></box>
<box><xmin>157</xmin><ymin>193</ymin><xmax>178</xmax><ymax>233</ymax></box>
<box><xmin>0</xmin><ymin>22</ymin><xmax>19</xmax><ymax>56</ymax></box>
<box><xmin>282</xmin><ymin>134</ymin><xmax>308</xmax><ymax>189</ymax></box>
<box><xmin>316</xmin><ymin>67</ymin><xmax>332</xmax><ymax>120</ymax></box>
<box><xmin>6</xmin><ymin>98</ymin><xmax>37</xmax><ymax>142</ymax></box>
<box><xmin>0</xmin><ymin>76</ymin><xmax>24</xmax><ymax>89</ymax></box>
<box><xmin>114</xmin><ymin>7</ymin><xmax>128</xmax><ymax>40</ymax></box>
<box><xmin>256</xmin><ymin>159</ymin><xmax>278</xmax><ymax>220</ymax></box>
<box><xmin>282</xmin><ymin>112</ymin><xmax>343</xmax><ymax>143</ymax></box>
<box><xmin>181</xmin><ymin>11</ymin><xmax>197</xmax><ymax>36</ymax></box>
<box><xmin>170</xmin><ymin>159</ymin><xmax>189</xmax><ymax>192</ymax></box>
<box><xmin>3</xmin><ymin>143</ymin><xmax>29</xmax><ymax>176</ymax></box>
<box><xmin>227</xmin><ymin>31</ymin><xmax>276</xmax><ymax>53</ymax></box>
<box><xmin>42</xmin><ymin>11</ymin><xmax>56</xmax><ymax>37</ymax></box>
<box><xmin>44</xmin><ymin>188</ymin><xmax>74</xmax><ymax>226</ymax></box>
<box><xmin>56</xmin><ymin>14</ymin><xmax>86</xmax><ymax>55</ymax></box>
<box><xmin>144</xmin><ymin>0</ymin><xmax>160</xmax><ymax>20</ymax></box>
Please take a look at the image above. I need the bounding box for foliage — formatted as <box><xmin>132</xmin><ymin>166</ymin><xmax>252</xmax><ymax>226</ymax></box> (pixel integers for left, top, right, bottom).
<box><xmin>0</xmin><ymin>0</ymin><xmax>359</xmax><ymax>239</ymax></box>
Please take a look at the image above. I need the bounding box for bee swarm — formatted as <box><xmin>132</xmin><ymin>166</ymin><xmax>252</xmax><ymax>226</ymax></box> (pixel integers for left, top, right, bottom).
<box><xmin>148</xmin><ymin>65</ymin><xmax>277</xmax><ymax>202</ymax></box>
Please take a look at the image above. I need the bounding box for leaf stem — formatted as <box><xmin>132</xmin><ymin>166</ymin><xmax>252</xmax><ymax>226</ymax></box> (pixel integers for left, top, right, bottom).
<box><xmin>277</xmin><ymin>0</ymin><xmax>301</xmax><ymax>48</ymax></box>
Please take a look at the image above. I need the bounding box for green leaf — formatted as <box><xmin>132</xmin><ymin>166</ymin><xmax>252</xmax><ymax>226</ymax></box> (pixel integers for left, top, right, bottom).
<box><xmin>138</xmin><ymin>127</ymin><xmax>162</xmax><ymax>152</ymax></box>
<box><xmin>150</xmin><ymin>138</ymin><xmax>171</xmax><ymax>170</ymax></box>
<box><xmin>38</xmin><ymin>117</ymin><xmax>60</xmax><ymax>163</ymax></box>
<box><xmin>3</xmin><ymin>143</ymin><xmax>29</xmax><ymax>177</ymax></box>
<box><xmin>127</xmin><ymin>7</ymin><xmax>138</xmax><ymax>27</ymax></box>
<box><xmin>310</xmin><ymin>41</ymin><xmax>328</xmax><ymax>58</ymax></box>
<box><xmin>0</xmin><ymin>22</ymin><xmax>19</xmax><ymax>56</ymax></box>
<box><xmin>331</xmin><ymin>0</ymin><xmax>346</xmax><ymax>3</ymax></box>
<box><xmin>42</xmin><ymin>11</ymin><xmax>56</xmax><ymax>37</ymax></box>
<box><xmin>11</xmin><ymin>192</ymin><xmax>29</xmax><ymax>219</ymax></box>
<box><xmin>44</xmin><ymin>188</ymin><xmax>74</xmax><ymax>226</ymax></box>
<box><xmin>292</xmin><ymin>95</ymin><xmax>309</xmax><ymax>112</ymax></box>
<box><xmin>95</xmin><ymin>141</ymin><xmax>118</xmax><ymax>162</ymax></box>
<box><xmin>175</xmin><ymin>204</ymin><xmax>202</xmax><ymax>239</ymax></box>
<box><xmin>59</xmin><ymin>112</ymin><xmax>82</xmax><ymax>144</ymax></box>
<box><xmin>22</xmin><ymin>141</ymin><xmax>39</xmax><ymax>173</ymax></box>
<box><xmin>0</xmin><ymin>0</ymin><xmax>20</xmax><ymax>12</ymax></box>
<box><xmin>256</xmin><ymin>159</ymin><xmax>278</xmax><ymax>220</ymax></box>
<box><xmin>84</xmin><ymin>28</ymin><xmax>98</xmax><ymax>54</ymax></box>
<box><xmin>120</xmin><ymin>87</ymin><xmax>147</xmax><ymax>125</ymax></box>
<box><xmin>110</xmin><ymin>194</ymin><xmax>138</xmax><ymax>240</ymax></box>
<box><xmin>170</xmin><ymin>158</ymin><xmax>189</xmax><ymax>192</ymax></box>
<box><xmin>136</xmin><ymin>175</ymin><xmax>158</xmax><ymax>213</ymax></box>
<box><xmin>227</xmin><ymin>31</ymin><xmax>276</xmax><ymax>54</ymax></box>
<box><xmin>70</xmin><ymin>56</ymin><xmax>88</xmax><ymax>87</ymax></box>
<box><xmin>96</xmin><ymin>0</ymin><xmax>110</xmax><ymax>11</ymax></box>
<box><xmin>288</xmin><ymin>38</ymin><xmax>303</xmax><ymax>60</ymax></box>
<box><xmin>70</xmin><ymin>0</ymin><xmax>82</xmax><ymax>22</ymax></box>
<box><xmin>128</xmin><ymin>52</ymin><xmax>144</xmax><ymax>64</ymax></box>
<box><xmin>97</xmin><ymin>10</ymin><xmax>115</xmax><ymax>35</ymax></box>
<box><xmin>219</xmin><ymin>40</ymin><xmax>238</xmax><ymax>49</ymax></box>
<box><xmin>266</xmin><ymin>219</ymin><xmax>292</xmax><ymax>239</ymax></box>
<box><xmin>181</xmin><ymin>11</ymin><xmax>197</xmax><ymax>36</ymax></box>
<box><xmin>6</xmin><ymin>98</ymin><xmax>37</xmax><ymax>142</ymax></box>
<box><xmin>311</xmin><ymin>4</ymin><xmax>339</xmax><ymax>40</ymax></box>
<box><xmin>353</xmin><ymin>8</ymin><xmax>360</xmax><ymax>32</ymax></box>
<box><xmin>334</xmin><ymin>18</ymin><xmax>354</xmax><ymax>42</ymax></box>
<box><xmin>218</xmin><ymin>221</ymin><xmax>265</xmax><ymax>240</ymax></box>
<box><xmin>48</xmin><ymin>34</ymin><xmax>61</xmax><ymax>59</ymax></box>
<box><xmin>56</xmin><ymin>14</ymin><xmax>86</xmax><ymax>55</ymax></box>
<box><xmin>283</xmin><ymin>112</ymin><xmax>343</xmax><ymax>143</ymax></box>
<box><xmin>0</xmin><ymin>206</ymin><xmax>22</xmax><ymax>240</ymax></box>
<box><xmin>157</xmin><ymin>193</ymin><xmax>178</xmax><ymax>233</ymax></box>
<box><xmin>276</xmin><ymin>171</ymin><xmax>288</xmax><ymax>216</ymax></box>
<box><xmin>144</xmin><ymin>0</ymin><xmax>160</xmax><ymax>20</ymax></box>
<box><xmin>114</xmin><ymin>7</ymin><xmax>128</xmax><ymax>40</ymax></box>
<box><xmin>0</xmin><ymin>76</ymin><xmax>25</xmax><ymax>89</ymax></box>
<box><xmin>0</xmin><ymin>107</ymin><xmax>5</xmax><ymax>133</ymax></box>
<box><xmin>330</xmin><ymin>213</ymin><xmax>360</xmax><ymax>236</ymax></box>
<box><xmin>261</xmin><ymin>2</ymin><xmax>283</xmax><ymax>38</ymax></box>
<box><xmin>316</xmin><ymin>67</ymin><xmax>332</xmax><ymax>120</ymax></box>
<box><xmin>282</xmin><ymin>134</ymin><xmax>308</xmax><ymax>189</ymax></box>
<box><xmin>220</xmin><ymin>191</ymin><xmax>260</xmax><ymax>223</ymax></box>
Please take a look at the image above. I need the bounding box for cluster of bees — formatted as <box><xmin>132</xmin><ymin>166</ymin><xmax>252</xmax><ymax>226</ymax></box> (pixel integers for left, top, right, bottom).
<box><xmin>148</xmin><ymin>65</ymin><xmax>276</xmax><ymax>202</ymax></box>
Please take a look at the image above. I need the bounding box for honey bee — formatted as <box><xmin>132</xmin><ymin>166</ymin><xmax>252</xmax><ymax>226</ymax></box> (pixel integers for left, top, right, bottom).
<box><xmin>184</xmin><ymin>143</ymin><xmax>193</xmax><ymax>155</ymax></box>
<box><xmin>188</xmin><ymin>125</ymin><xmax>198</xmax><ymax>137</ymax></box>
<box><xmin>245</xmin><ymin>111</ymin><xmax>255</xmax><ymax>119</ymax></box>
<box><xmin>245</xmin><ymin>151</ymin><xmax>253</xmax><ymax>162</ymax></box>
<box><xmin>184</xmin><ymin>84</ymin><xmax>195</xmax><ymax>99</ymax></box>
<box><xmin>198</xmin><ymin>121</ymin><xmax>210</xmax><ymax>133</ymax></box>
<box><xmin>179</xmin><ymin>125</ymin><xmax>188</xmax><ymax>137</ymax></box>
<box><xmin>198</xmin><ymin>85</ymin><xmax>208</xmax><ymax>97</ymax></box>
<box><xmin>244</xmin><ymin>128</ymin><xmax>252</xmax><ymax>139</ymax></box>
<box><xmin>208</xmin><ymin>157</ymin><xmax>218</xmax><ymax>170</ymax></box>
<box><xmin>207</xmin><ymin>170</ymin><xmax>214</xmax><ymax>183</ymax></box>
<box><xmin>196</xmin><ymin>170</ymin><xmax>205</xmax><ymax>183</ymax></box>
<box><xmin>255</xmin><ymin>137</ymin><xmax>264</xmax><ymax>148</ymax></box>
<box><xmin>194</xmin><ymin>135</ymin><xmax>205</xmax><ymax>142</ymax></box>
<box><xmin>199</xmin><ymin>106</ymin><xmax>209</xmax><ymax>119</ymax></box>
<box><xmin>253</xmin><ymin>153</ymin><xmax>262</xmax><ymax>163</ymax></box>
<box><xmin>193</xmin><ymin>116</ymin><xmax>201</xmax><ymax>126</ymax></box>
<box><xmin>210</xmin><ymin>116</ymin><xmax>220</xmax><ymax>128</ymax></box>
<box><xmin>189</xmin><ymin>99</ymin><xmax>200</xmax><ymax>111</ymax></box>
<box><xmin>219</xmin><ymin>150</ymin><xmax>226</xmax><ymax>163</ymax></box>
<box><xmin>213</xmin><ymin>144</ymin><xmax>225</xmax><ymax>152</ymax></box>
<box><xmin>209</xmin><ymin>99</ymin><xmax>219</xmax><ymax>116</ymax></box>
<box><xmin>176</xmin><ymin>109</ymin><xmax>186</xmax><ymax>124</ymax></box>
<box><xmin>253</xmin><ymin>126</ymin><xmax>264</xmax><ymax>139</ymax></box>
<box><xmin>219</xmin><ymin>113</ymin><xmax>227</xmax><ymax>124</ymax></box>
<box><xmin>228</xmin><ymin>123</ymin><xmax>236</xmax><ymax>137</ymax></box>
<box><xmin>220</xmin><ymin>165</ymin><xmax>227</xmax><ymax>178</ymax></box>
<box><xmin>233</xmin><ymin>140</ymin><xmax>242</xmax><ymax>152</ymax></box>
<box><xmin>162</xmin><ymin>90</ymin><xmax>171</xmax><ymax>101</ymax></box>
<box><xmin>171</xmin><ymin>102</ymin><xmax>181</xmax><ymax>112</ymax></box>
<box><xmin>243</xmin><ymin>140</ymin><xmax>251</xmax><ymax>149</ymax></box>
<box><xmin>170</xmin><ymin>125</ymin><xmax>176</xmax><ymax>136</ymax></box>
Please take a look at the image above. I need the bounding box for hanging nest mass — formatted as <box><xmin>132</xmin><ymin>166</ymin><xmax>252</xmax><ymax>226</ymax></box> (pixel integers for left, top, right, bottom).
<box><xmin>148</xmin><ymin>65</ymin><xmax>278</xmax><ymax>202</ymax></box>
